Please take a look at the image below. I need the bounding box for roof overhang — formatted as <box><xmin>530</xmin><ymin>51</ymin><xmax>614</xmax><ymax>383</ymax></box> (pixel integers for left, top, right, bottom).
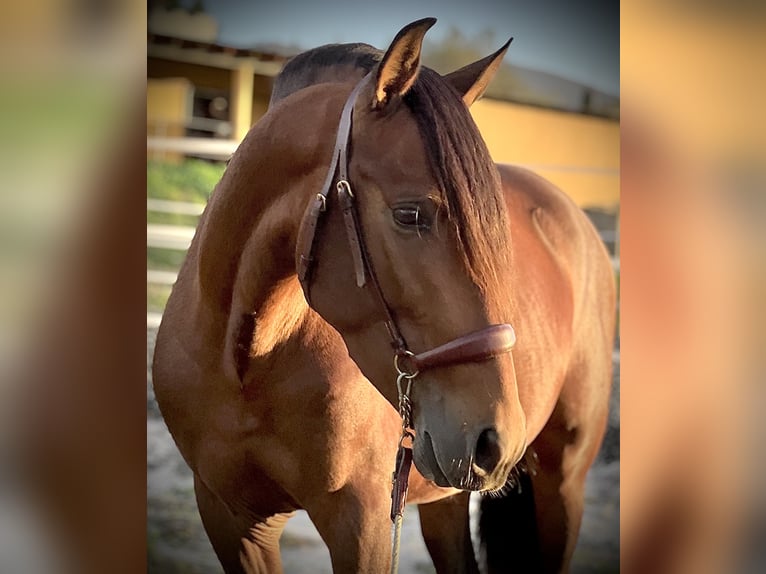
<box><xmin>148</xmin><ymin>34</ymin><xmax>287</xmax><ymax>76</ymax></box>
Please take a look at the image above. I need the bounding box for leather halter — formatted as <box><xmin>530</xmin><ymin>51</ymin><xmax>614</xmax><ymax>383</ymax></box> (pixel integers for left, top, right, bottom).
<box><xmin>295</xmin><ymin>75</ymin><xmax>516</xmax><ymax>372</ymax></box>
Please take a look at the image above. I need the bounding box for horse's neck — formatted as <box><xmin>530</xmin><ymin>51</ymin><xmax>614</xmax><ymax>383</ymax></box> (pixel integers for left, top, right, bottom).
<box><xmin>190</xmin><ymin>94</ymin><xmax>343</xmax><ymax>381</ymax></box>
<box><xmin>224</xmin><ymin>188</ymin><xmax>311</xmax><ymax>362</ymax></box>
<box><xmin>194</xmin><ymin>92</ymin><xmax>325</xmax><ymax>313</ymax></box>
<box><xmin>198</xmin><ymin>178</ymin><xmax>308</xmax><ymax>380</ymax></box>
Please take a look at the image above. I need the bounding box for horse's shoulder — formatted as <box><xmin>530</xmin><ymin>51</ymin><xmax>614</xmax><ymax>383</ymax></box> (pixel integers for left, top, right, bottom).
<box><xmin>497</xmin><ymin>161</ymin><xmax>613</xmax><ymax>316</ymax></box>
<box><xmin>497</xmin><ymin>163</ymin><xmax>583</xmax><ymax>225</ymax></box>
<box><xmin>496</xmin><ymin>163</ymin><xmax>592</xmax><ymax>259</ymax></box>
<box><xmin>497</xmin><ymin>163</ymin><xmax>615</xmax><ymax>348</ymax></box>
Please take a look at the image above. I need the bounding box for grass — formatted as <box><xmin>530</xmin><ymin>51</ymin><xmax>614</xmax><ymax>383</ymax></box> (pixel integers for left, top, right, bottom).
<box><xmin>147</xmin><ymin>247</ymin><xmax>188</xmax><ymax>272</ymax></box>
<box><xmin>148</xmin><ymin>284</ymin><xmax>173</xmax><ymax>314</ymax></box>
<box><xmin>147</xmin><ymin>211</ymin><xmax>201</xmax><ymax>227</ymax></box>
<box><xmin>147</xmin><ymin>159</ymin><xmax>225</xmax><ymax>203</ymax></box>
<box><xmin>147</xmin><ymin>159</ymin><xmax>225</xmax><ymax>312</ymax></box>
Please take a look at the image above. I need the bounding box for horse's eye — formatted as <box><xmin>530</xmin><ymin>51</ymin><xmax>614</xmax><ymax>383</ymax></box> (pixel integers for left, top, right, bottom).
<box><xmin>392</xmin><ymin>206</ymin><xmax>430</xmax><ymax>231</ymax></box>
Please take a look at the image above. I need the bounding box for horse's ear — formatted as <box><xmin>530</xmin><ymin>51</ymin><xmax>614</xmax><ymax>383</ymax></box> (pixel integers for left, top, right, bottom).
<box><xmin>372</xmin><ymin>17</ymin><xmax>436</xmax><ymax>110</ymax></box>
<box><xmin>444</xmin><ymin>38</ymin><xmax>512</xmax><ymax>107</ymax></box>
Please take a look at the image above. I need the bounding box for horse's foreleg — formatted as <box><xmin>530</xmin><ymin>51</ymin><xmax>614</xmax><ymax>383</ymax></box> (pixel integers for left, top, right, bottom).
<box><xmin>194</xmin><ymin>475</ymin><xmax>292</xmax><ymax>574</ymax></box>
<box><xmin>528</xmin><ymin>402</ymin><xmax>606</xmax><ymax>573</ymax></box>
<box><xmin>307</xmin><ymin>483</ymin><xmax>393</xmax><ymax>574</ymax></box>
<box><xmin>477</xmin><ymin>464</ymin><xmax>544</xmax><ymax>573</ymax></box>
<box><xmin>476</xmin><ymin>423</ymin><xmax>601</xmax><ymax>573</ymax></box>
<box><xmin>418</xmin><ymin>492</ymin><xmax>480</xmax><ymax>574</ymax></box>
<box><xmin>528</xmin><ymin>456</ymin><xmax>586</xmax><ymax>573</ymax></box>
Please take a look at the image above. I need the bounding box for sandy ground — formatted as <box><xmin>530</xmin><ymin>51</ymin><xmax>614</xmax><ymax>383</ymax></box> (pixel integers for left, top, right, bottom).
<box><xmin>148</xmin><ymin>328</ymin><xmax>619</xmax><ymax>573</ymax></box>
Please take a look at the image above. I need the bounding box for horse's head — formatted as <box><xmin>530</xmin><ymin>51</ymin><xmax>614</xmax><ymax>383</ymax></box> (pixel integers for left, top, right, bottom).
<box><xmin>297</xmin><ymin>19</ymin><xmax>525</xmax><ymax>492</ymax></box>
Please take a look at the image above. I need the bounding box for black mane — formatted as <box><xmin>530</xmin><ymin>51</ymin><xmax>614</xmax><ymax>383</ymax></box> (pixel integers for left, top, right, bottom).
<box><xmin>270</xmin><ymin>43</ymin><xmax>381</xmax><ymax>105</ymax></box>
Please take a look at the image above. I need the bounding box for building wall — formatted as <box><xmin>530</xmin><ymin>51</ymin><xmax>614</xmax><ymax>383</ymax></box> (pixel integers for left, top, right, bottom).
<box><xmin>146</xmin><ymin>56</ymin><xmax>619</xmax><ymax>211</ymax></box>
<box><xmin>148</xmin><ymin>58</ymin><xmax>273</xmax><ymax>140</ymax></box>
<box><xmin>147</xmin><ymin>78</ymin><xmax>192</xmax><ymax>162</ymax></box>
<box><xmin>471</xmin><ymin>99</ymin><xmax>619</xmax><ymax>210</ymax></box>
<box><xmin>251</xmin><ymin>98</ymin><xmax>270</xmax><ymax>128</ymax></box>
<box><xmin>149</xmin><ymin>58</ymin><xmax>231</xmax><ymax>92</ymax></box>
<box><xmin>147</xmin><ymin>78</ymin><xmax>192</xmax><ymax>131</ymax></box>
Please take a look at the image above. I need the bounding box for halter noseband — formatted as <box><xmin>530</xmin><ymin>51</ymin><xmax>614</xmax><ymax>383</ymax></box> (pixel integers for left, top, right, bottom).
<box><xmin>295</xmin><ymin>74</ymin><xmax>516</xmax><ymax>372</ymax></box>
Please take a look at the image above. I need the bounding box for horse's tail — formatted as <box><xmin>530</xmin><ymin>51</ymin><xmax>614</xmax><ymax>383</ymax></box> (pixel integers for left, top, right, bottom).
<box><xmin>474</xmin><ymin>451</ymin><xmax>544</xmax><ymax>572</ymax></box>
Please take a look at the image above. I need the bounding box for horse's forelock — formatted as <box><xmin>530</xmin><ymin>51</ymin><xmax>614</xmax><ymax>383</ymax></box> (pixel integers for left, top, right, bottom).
<box><xmin>404</xmin><ymin>68</ymin><xmax>512</xmax><ymax>294</ymax></box>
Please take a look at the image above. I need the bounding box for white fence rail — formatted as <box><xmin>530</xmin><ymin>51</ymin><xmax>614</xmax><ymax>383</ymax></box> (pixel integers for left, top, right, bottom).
<box><xmin>148</xmin><ymin>137</ymin><xmax>238</xmax><ymax>160</ymax></box>
<box><xmin>147</xmin><ymin>199</ymin><xmax>202</xmax><ymax>252</ymax></box>
<box><xmin>147</xmin><ymin>224</ymin><xmax>196</xmax><ymax>250</ymax></box>
<box><xmin>147</xmin><ymin>198</ymin><xmax>206</xmax><ymax>216</ymax></box>
<box><xmin>147</xmin><ymin>270</ymin><xmax>179</xmax><ymax>285</ymax></box>
<box><xmin>146</xmin><ymin>138</ymin><xmax>620</xmax><ymax>178</ymax></box>
<box><xmin>148</xmin><ymin>197</ymin><xmax>203</xmax><ymax>326</ymax></box>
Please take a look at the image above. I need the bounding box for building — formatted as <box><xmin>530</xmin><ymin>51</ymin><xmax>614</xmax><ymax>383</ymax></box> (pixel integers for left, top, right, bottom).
<box><xmin>147</xmin><ymin>29</ymin><xmax>618</xmax><ymax>213</ymax></box>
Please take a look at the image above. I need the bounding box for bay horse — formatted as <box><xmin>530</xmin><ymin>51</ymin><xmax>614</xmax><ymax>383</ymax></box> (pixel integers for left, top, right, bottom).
<box><xmin>152</xmin><ymin>18</ymin><xmax>615</xmax><ymax>574</ymax></box>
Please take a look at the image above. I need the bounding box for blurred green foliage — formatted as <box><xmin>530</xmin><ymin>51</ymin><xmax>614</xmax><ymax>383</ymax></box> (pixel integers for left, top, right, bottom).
<box><xmin>147</xmin><ymin>159</ymin><xmax>224</xmax><ymax>203</ymax></box>
<box><xmin>147</xmin><ymin>159</ymin><xmax>224</xmax><ymax>311</ymax></box>
<box><xmin>147</xmin><ymin>247</ymin><xmax>187</xmax><ymax>271</ymax></box>
<box><xmin>148</xmin><ymin>283</ymin><xmax>173</xmax><ymax>314</ymax></box>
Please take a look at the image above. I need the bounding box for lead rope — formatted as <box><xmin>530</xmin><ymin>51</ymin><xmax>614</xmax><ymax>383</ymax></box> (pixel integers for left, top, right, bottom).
<box><xmin>390</xmin><ymin>353</ymin><xmax>418</xmax><ymax>574</ymax></box>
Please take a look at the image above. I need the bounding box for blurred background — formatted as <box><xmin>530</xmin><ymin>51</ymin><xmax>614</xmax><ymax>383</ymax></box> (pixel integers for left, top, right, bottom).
<box><xmin>620</xmin><ymin>3</ymin><xmax>765</xmax><ymax>573</ymax></box>
<box><xmin>0</xmin><ymin>0</ymin><xmax>761</xmax><ymax>573</ymax></box>
<box><xmin>145</xmin><ymin>1</ymin><xmax>619</xmax><ymax>572</ymax></box>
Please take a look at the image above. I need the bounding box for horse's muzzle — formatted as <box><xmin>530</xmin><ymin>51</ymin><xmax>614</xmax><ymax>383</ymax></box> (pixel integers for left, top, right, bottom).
<box><xmin>414</xmin><ymin>428</ymin><xmax>519</xmax><ymax>492</ymax></box>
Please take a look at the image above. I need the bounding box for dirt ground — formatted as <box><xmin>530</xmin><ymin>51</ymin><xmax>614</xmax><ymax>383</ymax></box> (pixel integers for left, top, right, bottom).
<box><xmin>148</xmin><ymin>328</ymin><xmax>619</xmax><ymax>573</ymax></box>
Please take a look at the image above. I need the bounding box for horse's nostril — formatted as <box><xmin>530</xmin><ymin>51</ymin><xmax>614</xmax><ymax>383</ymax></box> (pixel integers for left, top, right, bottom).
<box><xmin>474</xmin><ymin>427</ymin><xmax>502</xmax><ymax>474</ymax></box>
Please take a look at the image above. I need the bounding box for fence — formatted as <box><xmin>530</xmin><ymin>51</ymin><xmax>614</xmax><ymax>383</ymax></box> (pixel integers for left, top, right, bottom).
<box><xmin>148</xmin><ymin>138</ymin><xmax>226</xmax><ymax>326</ymax></box>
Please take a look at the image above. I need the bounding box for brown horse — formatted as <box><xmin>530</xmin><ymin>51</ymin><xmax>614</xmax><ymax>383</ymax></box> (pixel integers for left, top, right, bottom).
<box><xmin>152</xmin><ymin>18</ymin><xmax>615</xmax><ymax>574</ymax></box>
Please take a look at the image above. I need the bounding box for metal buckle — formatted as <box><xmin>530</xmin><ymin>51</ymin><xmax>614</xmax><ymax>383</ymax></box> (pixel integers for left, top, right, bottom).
<box><xmin>336</xmin><ymin>179</ymin><xmax>353</xmax><ymax>197</ymax></box>
<box><xmin>394</xmin><ymin>350</ymin><xmax>419</xmax><ymax>379</ymax></box>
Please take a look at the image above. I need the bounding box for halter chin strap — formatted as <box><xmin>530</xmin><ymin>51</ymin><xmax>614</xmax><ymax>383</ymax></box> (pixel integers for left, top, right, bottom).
<box><xmin>295</xmin><ymin>75</ymin><xmax>516</xmax><ymax>371</ymax></box>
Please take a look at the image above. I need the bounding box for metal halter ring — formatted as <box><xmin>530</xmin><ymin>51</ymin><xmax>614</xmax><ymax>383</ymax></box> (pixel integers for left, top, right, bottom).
<box><xmin>396</xmin><ymin>372</ymin><xmax>414</xmax><ymax>399</ymax></box>
<box><xmin>336</xmin><ymin>180</ymin><xmax>353</xmax><ymax>197</ymax></box>
<box><xmin>394</xmin><ymin>351</ymin><xmax>419</xmax><ymax>379</ymax></box>
<box><xmin>398</xmin><ymin>430</ymin><xmax>415</xmax><ymax>448</ymax></box>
